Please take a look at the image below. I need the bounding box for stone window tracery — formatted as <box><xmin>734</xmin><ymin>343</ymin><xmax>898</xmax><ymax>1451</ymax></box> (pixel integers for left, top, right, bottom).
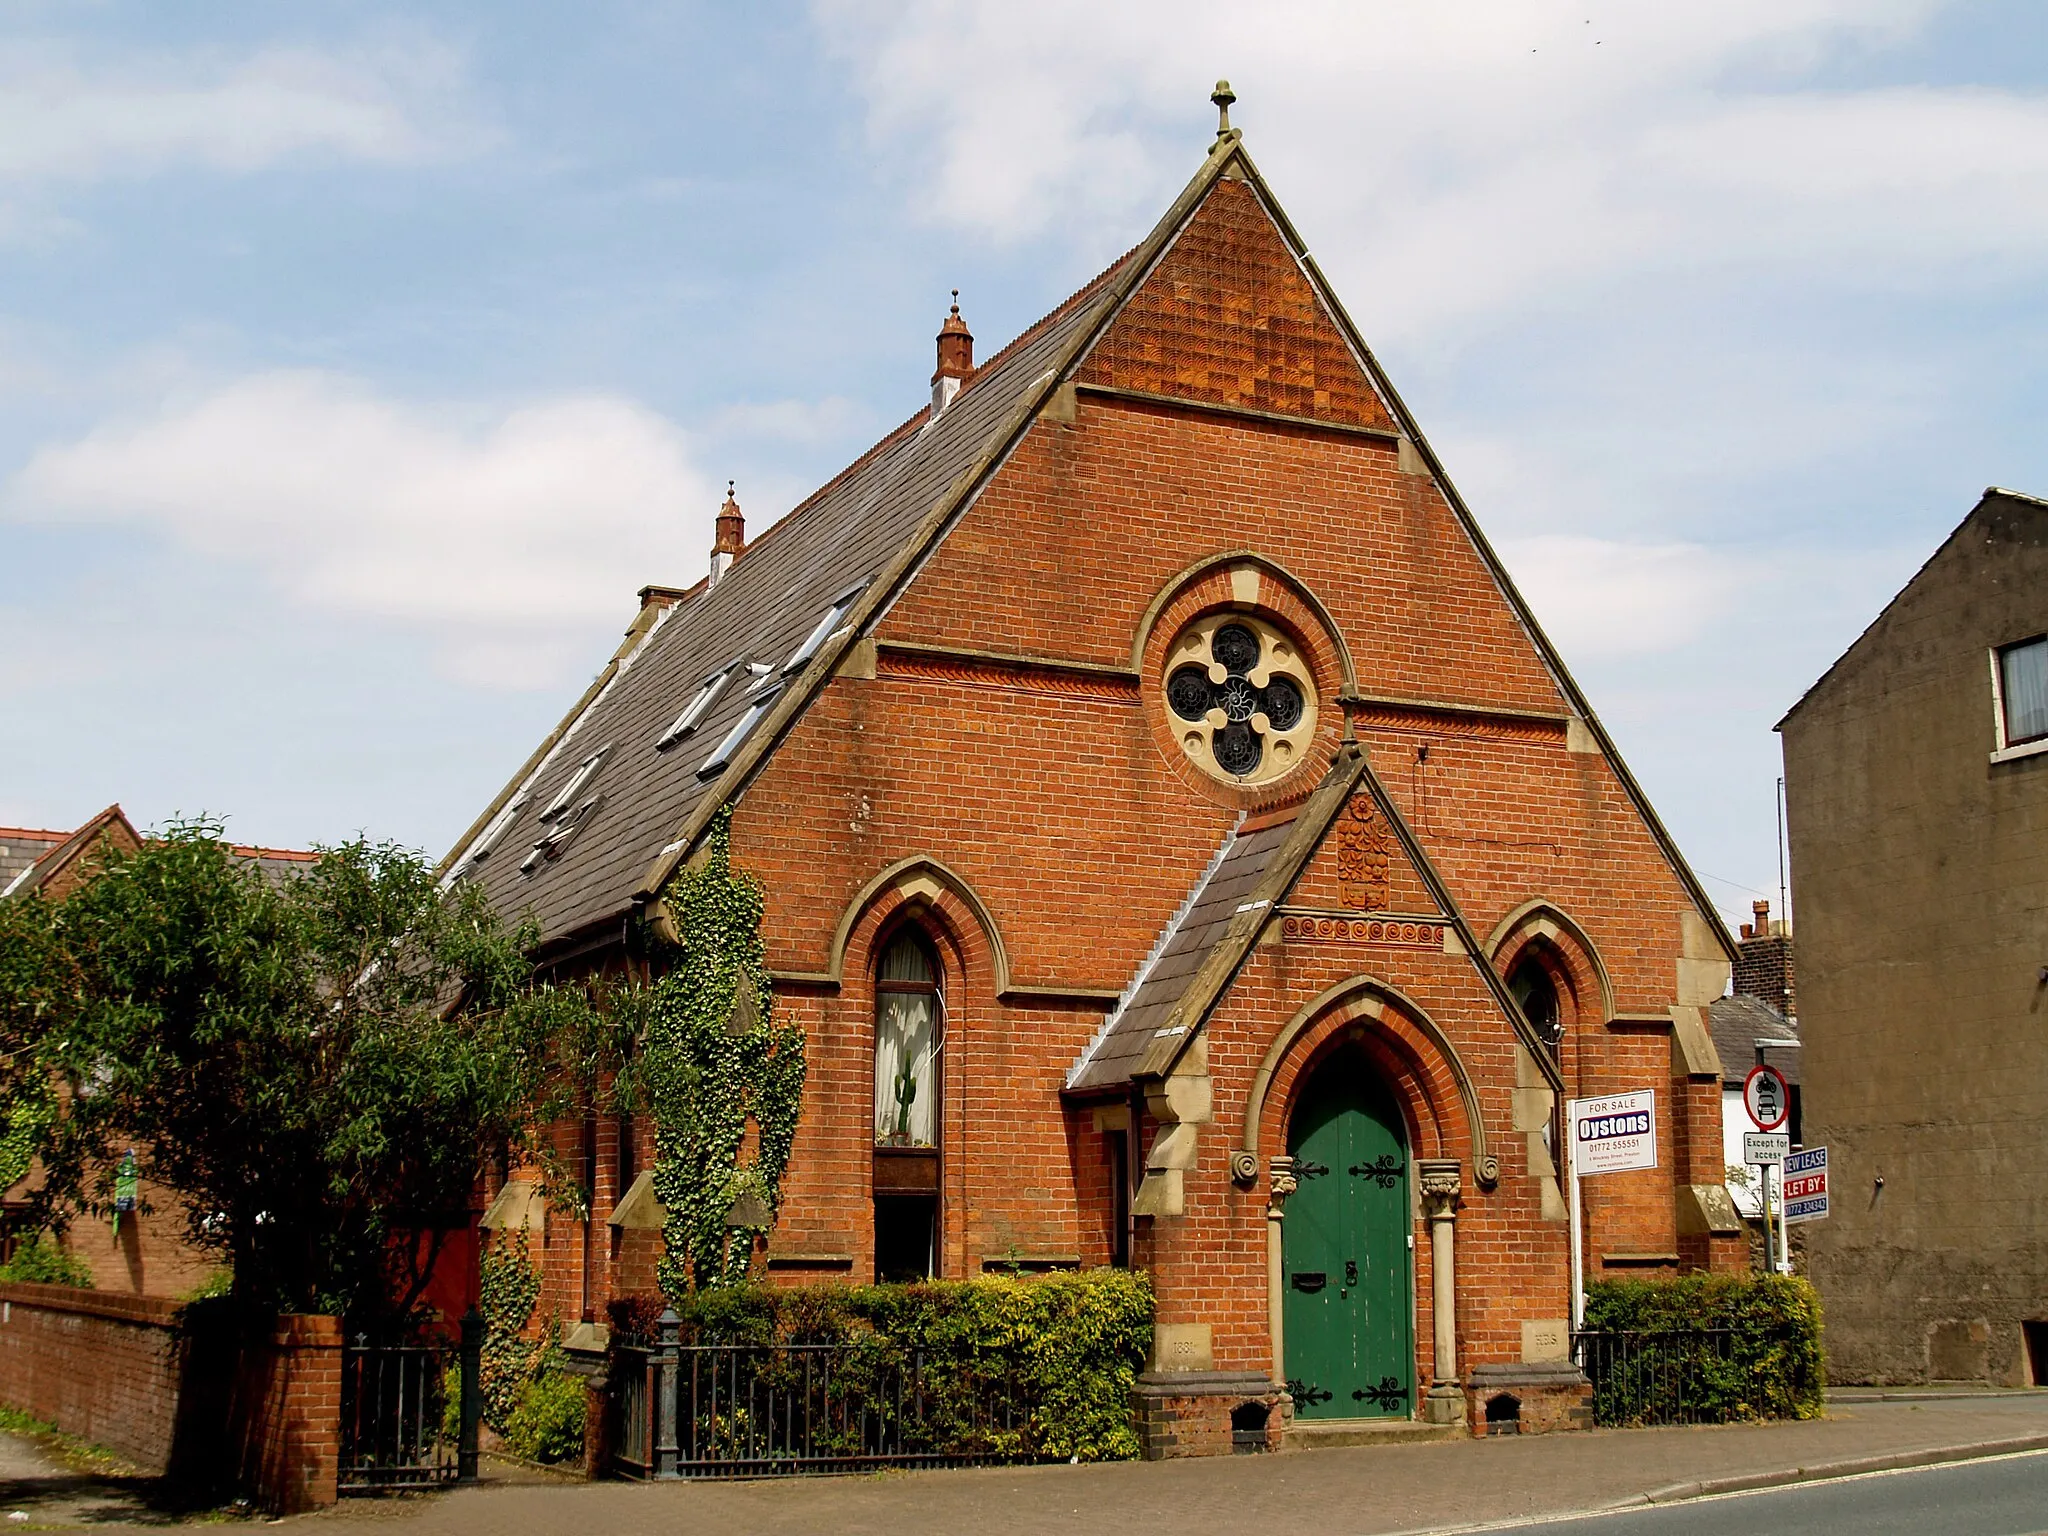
<box><xmin>1161</xmin><ymin>614</ymin><xmax>1318</xmax><ymax>784</ymax></box>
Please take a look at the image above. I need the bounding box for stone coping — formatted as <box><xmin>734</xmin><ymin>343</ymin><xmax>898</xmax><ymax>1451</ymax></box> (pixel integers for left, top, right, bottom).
<box><xmin>0</xmin><ymin>1281</ymin><xmax>183</xmax><ymax>1329</ymax></box>
<box><xmin>0</xmin><ymin>1285</ymin><xmax>342</xmax><ymax>1350</ymax></box>
<box><xmin>1468</xmin><ymin>1360</ymin><xmax>1589</xmax><ymax>1387</ymax></box>
<box><xmin>1132</xmin><ymin>1370</ymin><xmax>1281</xmax><ymax>1398</ymax></box>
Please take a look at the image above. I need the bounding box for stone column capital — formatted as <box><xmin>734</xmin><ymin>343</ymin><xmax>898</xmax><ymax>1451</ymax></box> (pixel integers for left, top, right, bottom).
<box><xmin>1268</xmin><ymin>1155</ymin><xmax>1298</xmax><ymax>1205</ymax></box>
<box><xmin>1418</xmin><ymin>1157</ymin><xmax>1462</xmax><ymax>1216</ymax></box>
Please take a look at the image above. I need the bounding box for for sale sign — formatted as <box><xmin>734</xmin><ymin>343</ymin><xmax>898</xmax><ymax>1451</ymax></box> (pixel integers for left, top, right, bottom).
<box><xmin>1568</xmin><ymin>1090</ymin><xmax>1658</xmax><ymax>1177</ymax></box>
<box><xmin>1783</xmin><ymin>1145</ymin><xmax>1829</xmax><ymax>1224</ymax></box>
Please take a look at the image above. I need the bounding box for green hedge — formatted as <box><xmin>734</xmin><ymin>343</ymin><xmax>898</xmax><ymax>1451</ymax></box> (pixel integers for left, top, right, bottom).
<box><xmin>1582</xmin><ymin>1273</ymin><xmax>1825</xmax><ymax>1423</ymax></box>
<box><xmin>609</xmin><ymin>1268</ymin><xmax>1154</xmax><ymax>1463</ymax></box>
<box><xmin>0</xmin><ymin>1236</ymin><xmax>93</xmax><ymax>1289</ymax></box>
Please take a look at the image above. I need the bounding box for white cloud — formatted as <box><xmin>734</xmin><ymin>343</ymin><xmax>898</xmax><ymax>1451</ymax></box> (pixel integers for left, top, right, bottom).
<box><xmin>817</xmin><ymin>1</ymin><xmax>2048</xmax><ymax>337</ymax></box>
<box><xmin>7</xmin><ymin>372</ymin><xmax>715</xmax><ymax>688</ymax></box>
<box><xmin>707</xmin><ymin>395</ymin><xmax>871</xmax><ymax>446</ymax></box>
<box><xmin>1497</xmin><ymin>536</ymin><xmax>1734</xmax><ymax>660</ymax></box>
<box><xmin>0</xmin><ymin>36</ymin><xmax>486</xmax><ymax>182</ymax></box>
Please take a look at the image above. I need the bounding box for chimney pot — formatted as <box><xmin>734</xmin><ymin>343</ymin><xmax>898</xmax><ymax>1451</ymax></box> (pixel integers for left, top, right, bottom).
<box><xmin>1752</xmin><ymin>899</ymin><xmax>1771</xmax><ymax>939</ymax></box>
<box><xmin>710</xmin><ymin>480</ymin><xmax>745</xmax><ymax>586</ymax></box>
<box><xmin>932</xmin><ymin>290</ymin><xmax>974</xmax><ymax>412</ymax></box>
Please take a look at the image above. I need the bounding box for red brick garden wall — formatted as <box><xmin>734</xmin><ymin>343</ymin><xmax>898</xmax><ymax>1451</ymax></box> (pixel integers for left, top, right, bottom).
<box><xmin>0</xmin><ymin>1283</ymin><xmax>183</xmax><ymax>1468</ymax></box>
<box><xmin>0</xmin><ymin>1285</ymin><xmax>341</xmax><ymax>1511</ymax></box>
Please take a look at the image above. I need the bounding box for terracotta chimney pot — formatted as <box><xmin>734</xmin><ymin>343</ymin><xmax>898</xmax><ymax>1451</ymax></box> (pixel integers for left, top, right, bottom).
<box><xmin>710</xmin><ymin>481</ymin><xmax>745</xmax><ymax>586</ymax></box>
<box><xmin>932</xmin><ymin>291</ymin><xmax>973</xmax><ymax>412</ymax></box>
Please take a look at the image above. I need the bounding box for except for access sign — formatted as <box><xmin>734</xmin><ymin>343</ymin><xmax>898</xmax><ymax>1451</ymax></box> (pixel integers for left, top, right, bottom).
<box><xmin>1783</xmin><ymin>1145</ymin><xmax>1830</xmax><ymax>1224</ymax></box>
<box><xmin>1568</xmin><ymin>1090</ymin><xmax>1658</xmax><ymax>1176</ymax></box>
<box><xmin>1743</xmin><ymin>1132</ymin><xmax>1790</xmax><ymax>1166</ymax></box>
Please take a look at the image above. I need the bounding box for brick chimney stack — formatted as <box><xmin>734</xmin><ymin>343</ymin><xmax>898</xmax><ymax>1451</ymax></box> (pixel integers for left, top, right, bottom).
<box><xmin>710</xmin><ymin>480</ymin><xmax>745</xmax><ymax>587</ymax></box>
<box><xmin>931</xmin><ymin>291</ymin><xmax>973</xmax><ymax>413</ymax></box>
<box><xmin>1734</xmin><ymin>898</ymin><xmax>1796</xmax><ymax>1017</ymax></box>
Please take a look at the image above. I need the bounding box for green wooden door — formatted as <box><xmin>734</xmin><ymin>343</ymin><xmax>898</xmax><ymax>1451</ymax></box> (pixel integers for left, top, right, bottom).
<box><xmin>1282</xmin><ymin>1051</ymin><xmax>1413</xmax><ymax>1419</ymax></box>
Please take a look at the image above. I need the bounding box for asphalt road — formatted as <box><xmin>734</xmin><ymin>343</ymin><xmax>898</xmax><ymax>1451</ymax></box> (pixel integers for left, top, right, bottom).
<box><xmin>1465</xmin><ymin>1450</ymin><xmax>2048</xmax><ymax>1536</ymax></box>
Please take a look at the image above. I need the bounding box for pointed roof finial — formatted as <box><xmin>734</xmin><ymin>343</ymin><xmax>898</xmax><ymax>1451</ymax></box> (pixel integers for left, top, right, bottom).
<box><xmin>1211</xmin><ymin>80</ymin><xmax>1237</xmax><ymax>143</ymax></box>
<box><xmin>949</xmin><ymin>287</ymin><xmax>960</xmax><ymax>317</ymax></box>
<box><xmin>712</xmin><ymin>479</ymin><xmax>745</xmax><ymax>583</ymax></box>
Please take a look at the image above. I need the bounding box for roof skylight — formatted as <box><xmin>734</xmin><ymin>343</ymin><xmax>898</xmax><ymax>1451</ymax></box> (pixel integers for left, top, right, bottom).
<box><xmin>656</xmin><ymin>670</ymin><xmax>733</xmax><ymax>750</ymax></box>
<box><xmin>697</xmin><ymin>689</ymin><xmax>781</xmax><ymax>781</ymax></box>
<box><xmin>539</xmin><ymin>746</ymin><xmax>609</xmax><ymax>824</ymax></box>
<box><xmin>784</xmin><ymin>585</ymin><xmax>866</xmax><ymax>675</ymax></box>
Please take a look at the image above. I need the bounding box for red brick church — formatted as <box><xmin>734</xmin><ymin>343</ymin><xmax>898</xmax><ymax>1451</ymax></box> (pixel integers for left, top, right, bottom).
<box><xmin>447</xmin><ymin>91</ymin><xmax>1742</xmax><ymax>1446</ymax></box>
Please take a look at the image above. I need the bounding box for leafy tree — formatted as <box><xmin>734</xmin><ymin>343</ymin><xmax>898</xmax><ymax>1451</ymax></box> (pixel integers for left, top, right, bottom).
<box><xmin>0</xmin><ymin>820</ymin><xmax>584</xmax><ymax>1320</ymax></box>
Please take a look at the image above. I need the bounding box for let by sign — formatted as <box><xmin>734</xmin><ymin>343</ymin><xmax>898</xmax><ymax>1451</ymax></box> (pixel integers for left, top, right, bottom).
<box><xmin>1783</xmin><ymin>1145</ymin><xmax>1830</xmax><ymax>1224</ymax></box>
<box><xmin>1568</xmin><ymin>1091</ymin><xmax>1658</xmax><ymax>1177</ymax></box>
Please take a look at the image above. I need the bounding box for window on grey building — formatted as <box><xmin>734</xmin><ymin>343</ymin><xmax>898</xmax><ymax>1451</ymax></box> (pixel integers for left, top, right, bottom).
<box><xmin>1998</xmin><ymin>636</ymin><xmax>2048</xmax><ymax>747</ymax></box>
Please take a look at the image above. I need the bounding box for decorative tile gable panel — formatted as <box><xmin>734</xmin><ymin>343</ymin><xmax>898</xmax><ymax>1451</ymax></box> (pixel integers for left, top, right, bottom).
<box><xmin>1077</xmin><ymin>178</ymin><xmax>1396</xmax><ymax>434</ymax></box>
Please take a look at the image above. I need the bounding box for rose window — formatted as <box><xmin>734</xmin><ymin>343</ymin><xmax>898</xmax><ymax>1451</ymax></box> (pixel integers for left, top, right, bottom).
<box><xmin>1161</xmin><ymin>615</ymin><xmax>1318</xmax><ymax>784</ymax></box>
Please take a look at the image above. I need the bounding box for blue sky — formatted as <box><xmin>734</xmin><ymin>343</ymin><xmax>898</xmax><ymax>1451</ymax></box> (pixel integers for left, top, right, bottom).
<box><xmin>4</xmin><ymin>2</ymin><xmax>2046</xmax><ymax>929</ymax></box>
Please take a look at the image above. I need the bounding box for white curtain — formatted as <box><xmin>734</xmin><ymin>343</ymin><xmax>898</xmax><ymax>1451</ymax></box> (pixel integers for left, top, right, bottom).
<box><xmin>875</xmin><ymin>992</ymin><xmax>936</xmax><ymax>1146</ymax></box>
<box><xmin>2005</xmin><ymin>641</ymin><xmax>2048</xmax><ymax>744</ymax></box>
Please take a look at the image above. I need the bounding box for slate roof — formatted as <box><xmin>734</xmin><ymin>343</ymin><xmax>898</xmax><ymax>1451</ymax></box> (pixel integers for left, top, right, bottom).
<box><xmin>1068</xmin><ymin>817</ymin><xmax>1291</xmax><ymax>1091</ymax></box>
<box><xmin>442</xmin><ymin>239</ymin><xmax>1150</xmax><ymax>952</ymax></box>
<box><xmin>0</xmin><ymin>828</ymin><xmax>65</xmax><ymax>896</ymax></box>
<box><xmin>1709</xmin><ymin>993</ymin><xmax>1800</xmax><ymax>1087</ymax></box>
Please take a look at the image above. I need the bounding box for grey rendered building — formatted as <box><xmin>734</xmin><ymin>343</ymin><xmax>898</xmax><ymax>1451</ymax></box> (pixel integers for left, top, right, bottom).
<box><xmin>1779</xmin><ymin>487</ymin><xmax>2048</xmax><ymax>1386</ymax></box>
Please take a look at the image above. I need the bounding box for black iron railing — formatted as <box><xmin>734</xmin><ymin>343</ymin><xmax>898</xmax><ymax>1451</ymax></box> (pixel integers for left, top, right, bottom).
<box><xmin>1572</xmin><ymin>1328</ymin><xmax>1748</xmax><ymax>1427</ymax></box>
<box><xmin>611</xmin><ymin>1316</ymin><xmax>1034</xmax><ymax>1478</ymax></box>
<box><xmin>340</xmin><ymin>1311</ymin><xmax>481</xmax><ymax>1492</ymax></box>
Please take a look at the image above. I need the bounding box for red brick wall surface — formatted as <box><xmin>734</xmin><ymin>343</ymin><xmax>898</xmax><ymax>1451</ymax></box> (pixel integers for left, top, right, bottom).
<box><xmin>0</xmin><ymin>1283</ymin><xmax>183</xmax><ymax>1468</ymax></box>
<box><xmin>0</xmin><ymin>1287</ymin><xmax>341</xmax><ymax>1510</ymax></box>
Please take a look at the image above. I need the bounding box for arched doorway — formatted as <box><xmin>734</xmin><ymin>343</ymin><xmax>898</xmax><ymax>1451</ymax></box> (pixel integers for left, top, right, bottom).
<box><xmin>1282</xmin><ymin>1045</ymin><xmax>1413</xmax><ymax>1419</ymax></box>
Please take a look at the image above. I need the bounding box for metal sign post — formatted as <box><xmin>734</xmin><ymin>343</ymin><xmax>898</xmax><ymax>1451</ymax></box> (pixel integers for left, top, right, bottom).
<box><xmin>1743</xmin><ymin>1132</ymin><xmax>1789</xmax><ymax>1274</ymax></box>
<box><xmin>1743</xmin><ymin>1061</ymin><xmax>1791</xmax><ymax>1273</ymax></box>
<box><xmin>1566</xmin><ymin>1090</ymin><xmax>1659</xmax><ymax>1330</ymax></box>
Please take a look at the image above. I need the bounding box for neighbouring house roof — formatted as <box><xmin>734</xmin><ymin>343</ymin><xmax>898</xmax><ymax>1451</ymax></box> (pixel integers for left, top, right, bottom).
<box><xmin>1709</xmin><ymin>993</ymin><xmax>1801</xmax><ymax>1088</ymax></box>
<box><xmin>1779</xmin><ymin>486</ymin><xmax>2048</xmax><ymax>729</ymax></box>
<box><xmin>0</xmin><ymin>827</ymin><xmax>67</xmax><ymax>896</ymax></box>
<box><xmin>228</xmin><ymin>844</ymin><xmax>320</xmax><ymax>885</ymax></box>
<box><xmin>2</xmin><ymin>805</ymin><xmax>141</xmax><ymax>900</ymax></box>
<box><xmin>1</xmin><ymin>807</ymin><xmax>316</xmax><ymax>900</ymax></box>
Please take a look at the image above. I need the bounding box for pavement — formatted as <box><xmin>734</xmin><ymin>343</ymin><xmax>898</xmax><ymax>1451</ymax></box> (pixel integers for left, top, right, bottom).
<box><xmin>3</xmin><ymin>1391</ymin><xmax>2046</xmax><ymax>1533</ymax></box>
<box><xmin>297</xmin><ymin>1390</ymin><xmax>2048</xmax><ymax>1536</ymax></box>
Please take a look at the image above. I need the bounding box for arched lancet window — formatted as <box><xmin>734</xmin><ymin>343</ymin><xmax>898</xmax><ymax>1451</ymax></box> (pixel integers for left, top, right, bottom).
<box><xmin>1508</xmin><ymin>952</ymin><xmax>1567</xmax><ymax>1174</ymax></box>
<box><xmin>873</xmin><ymin>929</ymin><xmax>942</xmax><ymax>1282</ymax></box>
<box><xmin>1508</xmin><ymin>954</ymin><xmax>1565</xmax><ymax>1063</ymax></box>
<box><xmin>875</xmin><ymin>932</ymin><xmax>940</xmax><ymax>1147</ymax></box>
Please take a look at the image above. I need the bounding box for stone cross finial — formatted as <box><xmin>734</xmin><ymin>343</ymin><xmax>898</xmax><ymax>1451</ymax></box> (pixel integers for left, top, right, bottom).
<box><xmin>1211</xmin><ymin>80</ymin><xmax>1237</xmax><ymax>141</ymax></box>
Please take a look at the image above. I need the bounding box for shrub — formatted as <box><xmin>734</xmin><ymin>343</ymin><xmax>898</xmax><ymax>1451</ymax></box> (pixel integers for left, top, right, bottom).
<box><xmin>0</xmin><ymin>1235</ymin><xmax>93</xmax><ymax>1288</ymax></box>
<box><xmin>504</xmin><ymin>1369</ymin><xmax>586</xmax><ymax>1464</ymax></box>
<box><xmin>645</xmin><ymin>1268</ymin><xmax>1153</xmax><ymax>1462</ymax></box>
<box><xmin>1582</xmin><ymin>1272</ymin><xmax>1825</xmax><ymax>1423</ymax></box>
<box><xmin>182</xmin><ymin>1269</ymin><xmax>233</xmax><ymax>1301</ymax></box>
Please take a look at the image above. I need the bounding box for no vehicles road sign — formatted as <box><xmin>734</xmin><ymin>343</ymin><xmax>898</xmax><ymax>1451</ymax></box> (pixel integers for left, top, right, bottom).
<box><xmin>1568</xmin><ymin>1090</ymin><xmax>1658</xmax><ymax>1176</ymax></box>
<box><xmin>1783</xmin><ymin>1145</ymin><xmax>1830</xmax><ymax>1224</ymax></box>
<box><xmin>1744</xmin><ymin>1064</ymin><xmax>1790</xmax><ymax>1131</ymax></box>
